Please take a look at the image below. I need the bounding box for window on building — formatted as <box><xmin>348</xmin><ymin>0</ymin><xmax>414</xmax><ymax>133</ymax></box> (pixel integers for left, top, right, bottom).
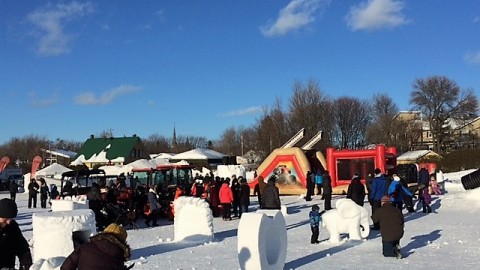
<box><xmin>131</xmin><ymin>149</ymin><xmax>136</xmax><ymax>158</ymax></box>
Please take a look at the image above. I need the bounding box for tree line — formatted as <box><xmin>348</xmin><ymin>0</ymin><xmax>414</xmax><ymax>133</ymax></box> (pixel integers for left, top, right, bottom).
<box><xmin>1</xmin><ymin>75</ymin><xmax>478</xmax><ymax>173</ymax></box>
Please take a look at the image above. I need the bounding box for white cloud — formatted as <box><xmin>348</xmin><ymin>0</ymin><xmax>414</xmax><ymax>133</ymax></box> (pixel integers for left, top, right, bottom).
<box><xmin>75</xmin><ymin>85</ymin><xmax>142</xmax><ymax>105</ymax></box>
<box><xmin>346</xmin><ymin>0</ymin><xmax>409</xmax><ymax>31</ymax></box>
<box><xmin>260</xmin><ymin>0</ymin><xmax>330</xmax><ymax>37</ymax></box>
<box><xmin>28</xmin><ymin>91</ymin><xmax>59</xmax><ymax>107</ymax></box>
<box><xmin>219</xmin><ymin>106</ymin><xmax>263</xmax><ymax>117</ymax></box>
<box><xmin>27</xmin><ymin>1</ymin><xmax>94</xmax><ymax>56</ymax></box>
<box><xmin>465</xmin><ymin>51</ymin><xmax>480</xmax><ymax>65</ymax></box>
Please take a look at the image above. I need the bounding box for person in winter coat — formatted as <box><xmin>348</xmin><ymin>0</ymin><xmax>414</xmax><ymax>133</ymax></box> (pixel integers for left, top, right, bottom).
<box><xmin>9</xmin><ymin>179</ymin><xmax>18</xmax><ymax>201</ymax></box>
<box><xmin>304</xmin><ymin>171</ymin><xmax>314</xmax><ymax>201</ymax></box>
<box><xmin>209</xmin><ymin>178</ymin><xmax>220</xmax><ymax>217</ymax></box>
<box><xmin>420</xmin><ymin>183</ymin><xmax>432</xmax><ymax>213</ymax></box>
<box><xmin>372</xmin><ymin>196</ymin><xmax>404</xmax><ymax>259</ymax></box>
<box><xmin>49</xmin><ymin>184</ymin><xmax>60</xmax><ymax>203</ymax></box>
<box><xmin>62</xmin><ymin>180</ymin><xmax>77</xmax><ymax>198</ymax></box>
<box><xmin>145</xmin><ymin>186</ymin><xmax>160</xmax><ymax>227</ymax></box>
<box><xmin>261</xmin><ymin>176</ymin><xmax>281</xmax><ymax>210</ymax></box>
<box><xmin>61</xmin><ymin>223</ymin><xmax>131</xmax><ymax>270</ymax></box>
<box><xmin>0</xmin><ymin>199</ymin><xmax>33</xmax><ymax>270</ymax></box>
<box><xmin>347</xmin><ymin>174</ymin><xmax>366</xmax><ymax>206</ymax></box>
<box><xmin>309</xmin><ymin>204</ymin><xmax>325</xmax><ymax>244</ymax></box>
<box><xmin>231</xmin><ymin>176</ymin><xmax>241</xmax><ymax>217</ymax></box>
<box><xmin>27</xmin><ymin>178</ymin><xmax>39</xmax><ymax>208</ymax></box>
<box><xmin>39</xmin><ymin>178</ymin><xmax>49</xmax><ymax>209</ymax></box>
<box><xmin>253</xmin><ymin>175</ymin><xmax>267</xmax><ymax>209</ymax></box>
<box><xmin>369</xmin><ymin>168</ymin><xmax>387</xmax><ymax>230</ymax></box>
<box><xmin>219</xmin><ymin>180</ymin><xmax>234</xmax><ymax>221</ymax></box>
<box><xmin>238</xmin><ymin>177</ymin><xmax>250</xmax><ymax>218</ymax></box>
<box><xmin>417</xmin><ymin>167</ymin><xmax>430</xmax><ymax>205</ymax></box>
<box><xmin>388</xmin><ymin>174</ymin><xmax>413</xmax><ymax>211</ymax></box>
<box><xmin>322</xmin><ymin>171</ymin><xmax>333</xmax><ymax>210</ymax></box>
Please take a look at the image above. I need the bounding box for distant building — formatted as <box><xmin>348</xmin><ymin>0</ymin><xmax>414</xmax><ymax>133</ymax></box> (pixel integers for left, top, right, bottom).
<box><xmin>41</xmin><ymin>148</ymin><xmax>77</xmax><ymax>167</ymax></box>
<box><xmin>71</xmin><ymin>135</ymin><xmax>146</xmax><ymax>168</ymax></box>
<box><xmin>395</xmin><ymin>111</ymin><xmax>480</xmax><ymax>152</ymax></box>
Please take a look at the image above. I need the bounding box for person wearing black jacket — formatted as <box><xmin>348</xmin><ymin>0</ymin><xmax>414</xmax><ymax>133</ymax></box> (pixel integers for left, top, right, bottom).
<box><xmin>261</xmin><ymin>176</ymin><xmax>281</xmax><ymax>210</ymax></box>
<box><xmin>347</xmin><ymin>174</ymin><xmax>366</xmax><ymax>206</ymax></box>
<box><xmin>0</xmin><ymin>199</ymin><xmax>33</xmax><ymax>270</ymax></box>
<box><xmin>9</xmin><ymin>180</ymin><xmax>18</xmax><ymax>201</ymax></box>
<box><xmin>372</xmin><ymin>195</ymin><xmax>404</xmax><ymax>259</ymax></box>
<box><xmin>238</xmin><ymin>177</ymin><xmax>250</xmax><ymax>218</ymax></box>
<box><xmin>27</xmin><ymin>178</ymin><xmax>39</xmax><ymax>208</ymax></box>
<box><xmin>322</xmin><ymin>171</ymin><xmax>333</xmax><ymax>210</ymax></box>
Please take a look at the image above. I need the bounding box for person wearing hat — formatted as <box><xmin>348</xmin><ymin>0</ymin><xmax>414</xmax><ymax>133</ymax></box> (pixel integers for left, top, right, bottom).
<box><xmin>0</xmin><ymin>198</ymin><xmax>33</xmax><ymax>270</ymax></box>
<box><xmin>61</xmin><ymin>223</ymin><xmax>131</xmax><ymax>270</ymax></box>
<box><xmin>372</xmin><ymin>195</ymin><xmax>405</xmax><ymax>259</ymax></box>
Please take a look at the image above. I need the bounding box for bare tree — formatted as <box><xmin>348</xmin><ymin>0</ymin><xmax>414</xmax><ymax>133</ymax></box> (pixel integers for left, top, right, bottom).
<box><xmin>410</xmin><ymin>76</ymin><xmax>478</xmax><ymax>152</ymax></box>
<box><xmin>366</xmin><ymin>93</ymin><xmax>411</xmax><ymax>150</ymax></box>
<box><xmin>287</xmin><ymin>80</ymin><xmax>334</xmax><ymax>149</ymax></box>
<box><xmin>333</xmin><ymin>97</ymin><xmax>371</xmax><ymax>149</ymax></box>
<box><xmin>218</xmin><ymin>127</ymin><xmax>239</xmax><ymax>155</ymax></box>
<box><xmin>142</xmin><ymin>134</ymin><xmax>171</xmax><ymax>155</ymax></box>
<box><xmin>254</xmin><ymin>103</ymin><xmax>288</xmax><ymax>157</ymax></box>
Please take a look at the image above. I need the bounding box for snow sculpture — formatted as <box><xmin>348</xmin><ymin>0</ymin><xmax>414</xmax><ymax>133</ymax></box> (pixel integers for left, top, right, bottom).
<box><xmin>322</xmin><ymin>198</ymin><xmax>370</xmax><ymax>243</ymax></box>
<box><xmin>174</xmin><ymin>196</ymin><xmax>214</xmax><ymax>242</ymax></box>
<box><xmin>32</xmin><ymin>209</ymin><xmax>97</xmax><ymax>261</ymax></box>
<box><xmin>51</xmin><ymin>195</ymin><xmax>88</xmax><ymax>211</ymax></box>
<box><xmin>237</xmin><ymin>210</ymin><xmax>287</xmax><ymax>270</ymax></box>
<box><xmin>281</xmin><ymin>205</ymin><xmax>288</xmax><ymax>216</ymax></box>
<box><xmin>30</xmin><ymin>257</ymin><xmax>66</xmax><ymax>270</ymax></box>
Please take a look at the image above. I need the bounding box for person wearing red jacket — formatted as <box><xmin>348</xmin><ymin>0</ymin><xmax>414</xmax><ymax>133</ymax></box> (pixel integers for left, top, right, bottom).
<box><xmin>219</xmin><ymin>180</ymin><xmax>234</xmax><ymax>221</ymax></box>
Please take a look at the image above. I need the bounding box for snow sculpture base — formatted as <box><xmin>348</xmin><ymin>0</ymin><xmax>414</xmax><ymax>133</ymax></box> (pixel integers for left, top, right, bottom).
<box><xmin>32</xmin><ymin>209</ymin><xmax>97</xmax><ymax>261</ymax></box>
<box><xmin>174</xmin><ymin>196</ymin><xmax>214</xmax><ymax>242</ymax></box>
<box><xmin>238</xmin><ymin>210</ymin><xmax>287</xmax><ymax>270</ymax></box>
<box><xmin>51</xmin><ymin>195</ymin><xmax>88</xmax><ymax>211</ymax></box>
<box><xmin>30</xmin><ymin>257</ymin><xmax>66</xmax><ymax>270</ymax></box>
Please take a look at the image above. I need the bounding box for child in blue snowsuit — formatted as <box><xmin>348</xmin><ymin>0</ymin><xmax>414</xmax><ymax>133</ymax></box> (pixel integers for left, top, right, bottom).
<box><xmin>309</xmin><ymin>205</ymin><xmax>325</xmax><ymax>244</ymax></box>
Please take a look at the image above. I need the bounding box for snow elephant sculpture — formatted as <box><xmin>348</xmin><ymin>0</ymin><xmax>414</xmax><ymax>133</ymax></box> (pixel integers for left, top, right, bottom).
<box><xmin>322</xmin><ymin>198</ymin><xmax>370</xmax><ymax>243</ymax></box>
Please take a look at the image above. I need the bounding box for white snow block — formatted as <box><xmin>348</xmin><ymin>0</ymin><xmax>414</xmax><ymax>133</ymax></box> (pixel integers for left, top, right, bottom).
<box><xmin>51</xmin><ymin>196</ymin><xmax>89</xmax><ymax>212</ymax></box>
<box><xmin>30</xmin><ymin>257</ymin><xmax>66</xmax><ymax>270</ymax></box>
<box><xmin>281</xmin><ymin>205</ymin><xmax>288</xmax><ymax>216</ymax></box>
<box><xmin>32</xmin><ymin>209</ymin><xmax>97</xmax><ymax>261</ymax></box>
<box><xmin>174</xmin><ymin>196</ymin><xmax>214</xmax><ymax>242</ymax></box>
<box><xmin>238</xmin><ymin>210</ymin><xmax>287</xmax><ymax>270</ymax></box>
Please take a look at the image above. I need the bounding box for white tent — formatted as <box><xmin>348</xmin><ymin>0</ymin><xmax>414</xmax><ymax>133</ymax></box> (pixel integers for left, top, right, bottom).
<box><xmin>35</xmin><ymin>163</ymin><xmax>72</xmax><ymax>179</ymax></box>
<box><xmin>171</xmin><ymin>148</ymin><xmax>226</xmax><ymax>160</ymax></box>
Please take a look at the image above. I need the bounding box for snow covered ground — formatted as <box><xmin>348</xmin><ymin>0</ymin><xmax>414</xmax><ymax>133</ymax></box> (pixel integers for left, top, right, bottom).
<box><xmin>3</xmin><ymin>169</ymin><xmax>480</xmax><ymax>270</ymax></box>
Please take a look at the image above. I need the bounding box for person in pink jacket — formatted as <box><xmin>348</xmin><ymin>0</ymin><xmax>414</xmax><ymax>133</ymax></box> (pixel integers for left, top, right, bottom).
<box><xmin>219</xmin><ymin>179</ymin><xmax>234</xmax><ymax>221</ymax></box>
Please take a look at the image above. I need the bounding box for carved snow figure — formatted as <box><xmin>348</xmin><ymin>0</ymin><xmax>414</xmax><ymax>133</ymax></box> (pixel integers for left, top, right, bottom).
<box><xmin>174</xmin><ymin>196</ymin><xmax>214</xmax><ymax>242</ymax></box>
<box><xmin>321</xmin><ymin>198</ymin><xmax>370</xmax><ymax>243</ymax></box>
<box><xmin>237</xmin><ymin>210</ymin><xmax>287</xmax><ymax>270</ymax></box>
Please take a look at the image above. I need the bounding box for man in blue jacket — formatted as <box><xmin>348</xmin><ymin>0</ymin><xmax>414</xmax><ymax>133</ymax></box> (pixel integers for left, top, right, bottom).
<box><xmin>369</xmin><ymin>168</ymin><xmax>387</xmax><ymax>230</ymax></box>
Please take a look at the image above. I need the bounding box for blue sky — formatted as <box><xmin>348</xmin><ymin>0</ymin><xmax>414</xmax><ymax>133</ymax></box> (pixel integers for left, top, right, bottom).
<box><xmin>1</xmin><ymin>0</ymin><xmax>479</xmax><ymax>145</ymax></box>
